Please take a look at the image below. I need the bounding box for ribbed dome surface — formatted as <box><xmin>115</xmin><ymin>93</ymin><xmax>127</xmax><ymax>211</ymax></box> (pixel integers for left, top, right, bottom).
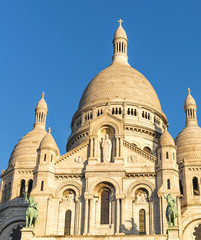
<box><xmin>175</xmin><ymin>125</ymin><xmax>201</xmax><ymax>161</ymax></box>
<box><xmin>78</xmin><ymin>63</ymin><xmax>162</xmax><ymax>113</ymax></box>
<box><xmin>9</xmin><ymin>128</ymin><xmax>47</xmax><ymax>168</ymax></box>
<box><xmin>160</xmin><ymin>129</ymin><xmax>175</xmax><ymax>146</ymax></box>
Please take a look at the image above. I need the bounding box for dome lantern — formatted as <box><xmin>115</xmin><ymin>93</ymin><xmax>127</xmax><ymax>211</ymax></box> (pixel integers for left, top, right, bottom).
<box><xmin>184</xmin><ymin>88</ymin><xmax>197</xmax><ymax>127</ymax></box>
<box><xmin>34</xmin><ymin>92</ymin><xmax>48</xmax><ymax>130</ymax></box>
<box><xmin>112</xmin><ymin>19</ymin><xmax>129</xmax><ymax>65</ymax></box>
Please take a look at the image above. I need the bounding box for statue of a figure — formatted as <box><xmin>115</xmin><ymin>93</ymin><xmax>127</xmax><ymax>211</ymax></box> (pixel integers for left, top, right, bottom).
<box><xmin>101</xmin><ymin>134</ymin><xmax>112</xmax><ymax>162</ymax></box>
<box><xmin>164</xmin><ymin>194</ymin><xmax>178</xmax><ymax>227</ymax></box>
<box><xmin>25</xmin><ymin>192</ymin><xmax>38</xmax><ymax>229</ymax></box>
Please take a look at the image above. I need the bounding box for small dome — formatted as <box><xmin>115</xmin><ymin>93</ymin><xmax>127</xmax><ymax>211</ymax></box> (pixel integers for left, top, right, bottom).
<box><xmin>36</xmin><ymin>92</ymin><xmax>48</xmax><ymax>111</ymax></box>
<box><xmin>9</xmin><ymin>128</ymin><xmax>47</xmax><ymax>168</ymax></box>
<box><xmin>40</xmin><ymin>128</ymin><xmax>60</xmax><ymax>155</ymax></box>
<box><xmin>175</xmin><ymin>125</ymin><xmax>201</xmax><ymax>160</ymax></box>
<box><xmin>184</xmin><ymin>92</ymin><xmax>196</xmax><ymax>107</ymax></box>
<box><xmin>160</xmin><ymin>129</ymin><xmax>175</xmax><ymax>146</ymax></box>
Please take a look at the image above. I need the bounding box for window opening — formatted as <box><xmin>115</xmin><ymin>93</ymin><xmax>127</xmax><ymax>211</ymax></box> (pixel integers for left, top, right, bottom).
<box><xmin>101</xmin><ymin>190</ymin><xmax>109</xmax><ymax>224</ymax></box>
<box><xmin>139</xmin><ymin>209</ymin><xmax>146</xmax><ymax>234</ymax></box>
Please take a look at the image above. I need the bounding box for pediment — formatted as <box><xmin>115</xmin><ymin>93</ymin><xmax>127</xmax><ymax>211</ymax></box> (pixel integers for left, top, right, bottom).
<box><xmin>123</xmin><ymin>140</ymin><xmax>157</xmax><ymax>168</ymax></box>
<box><xmin>55</xmin><ymin>141</ymin><xmax>88</xmax><ymax>168</ymax></box>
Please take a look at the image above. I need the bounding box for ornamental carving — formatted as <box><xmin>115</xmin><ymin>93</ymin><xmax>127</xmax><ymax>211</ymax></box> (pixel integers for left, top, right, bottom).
<box><xmin>74</xmin><ymin>156</ymin><xmax>84</xmax><ymax>163</ymax></box>
<box><xmin>135</xmin><ymin>189</ymin><xmax>148</xmax><ymax>203</ymax></box>
<box><xmin>127</xmin><ymin>155</ymin><xmax>137</xmax><ymax>162</ymax></box>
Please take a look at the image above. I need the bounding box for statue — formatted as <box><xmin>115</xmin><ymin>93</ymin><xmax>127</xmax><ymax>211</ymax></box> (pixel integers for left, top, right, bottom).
<box><xmin>164</xmin><ymin>194</ymin><xmax>178</xmax><ymax>227</ymax></box>
<box><xmin>101</xmin><ymin>134</ymin><xmax>112</xmax><ymax>162</ymax></box>
<box><xmin>25</xmin><ymin>192</ymin><xmax>38</xmax><ymax>229</ymax></box>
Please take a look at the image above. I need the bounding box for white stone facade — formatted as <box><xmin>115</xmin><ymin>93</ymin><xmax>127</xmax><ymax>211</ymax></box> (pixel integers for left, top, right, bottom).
<box><xmin>0</xmin><ymin>21</ymin><xmax>201</xmax><ymax>240</ymax></box>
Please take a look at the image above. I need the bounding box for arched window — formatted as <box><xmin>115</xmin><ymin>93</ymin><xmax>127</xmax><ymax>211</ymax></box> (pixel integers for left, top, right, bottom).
<box><xmin>101</xmin><ymin>190</ymin><xmax>109</xmax><ymax>224</ymax></box>
<box><xmin>179</xmin><ymin>179</ymin><xmax>183</xmax><ymax>195</ymax></box>
<box><xmin>28</xmin><ymin>179</ymin><xmax>33</xmax><ymax>195</ymax></box>
<box><xmin>3</xmin><ymin>184</ymin><xmax>7</xmax><ymax>202</ymax></box>
<box><xmin>20</xmin><ymin>180</ymin><xmax>25</xmax><ymax>197</ymax></box>
<box><xmin>44</xmin><ymin>154</ymin><xmax>46</xmax><ymax>161</ymax></box>
<box><xmin>64</xmin><ymin>210</ymin><xmax>71</xmax><ymax>235</ymax></box>
<box><xmin>193</xmin><ymin>177</ymin><xmax>199</xmax><ymax>196</ymax></box>
<box><xmin>41</xmin><ymin>181</ymin><xmax>44</xmax><ymax>191</ymax></box>
<box><xmin>167</xmin><ymin>179</ymin><xmax>170</xmax><ymax>189</ymax></box>
<box><xmin>7</xmin><ymin>182</ymin><xmax>11</xmax><ymax>201</ymax></box>
<box><xmin>139</xmin><ymin>209</ymin><xmax>146</xmax><ymax>234</ymax></box>
<box><xmin>143</xmin><ymin>147</ymin><xmax>152</xmax><ymax>154</ymax></box>
<box><xmin>51</xmin><ymin>155</ymin><xmax>53</xmax><ymax>162</ymax></box>
<box><xmin>166</xmin><ymin>152</ymin><xmax>169</xmax><ymax>159</ymax></box>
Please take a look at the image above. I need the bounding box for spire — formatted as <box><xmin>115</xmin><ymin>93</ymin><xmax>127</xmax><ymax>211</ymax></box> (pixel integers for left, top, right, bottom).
<box><xmin>184</xmin><ymin>88</ymin><xmax>197</xmax><ymax>126</ymax></box>
<box><xmin>112</xmin><ymin>19</ymin><xmax>129</xmax><ymax>65</ymax></box>
<box><xmin>34</xmin><ymin>92</ymin><xmax>48</xmax><ymax>130</ymax></box>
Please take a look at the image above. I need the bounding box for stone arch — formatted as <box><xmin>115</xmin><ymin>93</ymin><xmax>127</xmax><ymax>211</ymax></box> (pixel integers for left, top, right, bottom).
<box><xmin>141</xmin><ymin>144</ymin><xmax>153</xmax><ymax>152</ymax></box>
<box><xmin>132</xmin><ymin>141</ymin><xmax>140</xmax><ymax>148</ymax></box>
<box><xmin>91</xmin><ymin>120</ymin><xmax>121</xmax><ymax>136</ymax></box>
<box><xmin>55</xmin><ymin>180</ymin><xmax>82</xmax><ymax>200</ymax></box>
<box><xmin>88</xmin><ymin>177</ymin><xmax>121</xmax><ymax>194</ymax></box>
<box><xmin>126</xmin><ymin>180</ymin><xmax>155</xmax><ymax>199</ymax></box>
<box><xmin>182</xmin><ymin>216</ymin><xmax>201</xmax><ymax>240</ymax></box>
<box><xmin>0</xmin><ymin>215</ymin><xmax>25</xmax><ymax>235</ymax></box>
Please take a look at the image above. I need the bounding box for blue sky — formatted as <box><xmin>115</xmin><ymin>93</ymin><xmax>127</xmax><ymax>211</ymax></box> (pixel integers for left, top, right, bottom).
<box><xmin>1</xmin><ymin>0</ymin><xmax>201</xmax><ymax>171</ymax></box>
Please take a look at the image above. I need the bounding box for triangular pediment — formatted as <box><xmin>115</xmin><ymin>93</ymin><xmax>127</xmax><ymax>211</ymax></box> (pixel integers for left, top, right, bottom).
<box><xmin>123</xmin><ymin>140</ymin><xmax>157</xmax><ymax>170</ymax></box>
<box><xmin>55</xmin><ymin>141</ymin><xmax>88</xmax><ymax>167</ymax></box>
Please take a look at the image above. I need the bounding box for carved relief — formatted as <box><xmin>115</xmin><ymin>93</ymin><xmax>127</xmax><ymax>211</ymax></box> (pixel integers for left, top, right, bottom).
<box><xmin>135</xmin><ymin>188</ymin><xmax>148</xmax><ymax>203</ymax></box>
<box><xmin>127</xmin><ymin>155</ymin><xmax>137</xmax><ymax>162</ymax></box>
<box><xmin>63</xmin><ymin>190</ymin><xmax>75</xmax><ymax>203</ymax></box>
<box><xmin>74</xmin><ymin>156</ymin><xmax>84</xmax><ymax>163</ymax></box>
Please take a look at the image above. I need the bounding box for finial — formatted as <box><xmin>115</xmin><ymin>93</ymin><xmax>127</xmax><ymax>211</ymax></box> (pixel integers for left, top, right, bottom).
<box><xmin>187</xmin><ymin>88</ymin><xmax>191</xmax><ymax>95</ymax></box>
<box><xmin>41</xmin><ymin>92</ymin><xmax>45</xmax><ymax>99</ymax></box>
<box><xmin>118</xmin><ymin>19</ymin><xmax>123</xmax><ymax>27</ymax></box>
<box><xmin>48</xmin><ymin>127</ymin><xmax>51</xmax><ymax>134</ymax></box>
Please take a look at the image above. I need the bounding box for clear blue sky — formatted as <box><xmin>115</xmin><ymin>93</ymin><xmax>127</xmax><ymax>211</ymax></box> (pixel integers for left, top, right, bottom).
<box><xmin>1</xmin><ymin>0</ymin><xmax>201</xmax><ymax>171</ymax></box>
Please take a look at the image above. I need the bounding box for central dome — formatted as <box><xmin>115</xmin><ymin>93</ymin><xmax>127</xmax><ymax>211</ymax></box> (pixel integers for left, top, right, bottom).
<box><xmin>78</xmin><ymin>62</ymin><xmax>162</xmax><ymax>114</ymax></box>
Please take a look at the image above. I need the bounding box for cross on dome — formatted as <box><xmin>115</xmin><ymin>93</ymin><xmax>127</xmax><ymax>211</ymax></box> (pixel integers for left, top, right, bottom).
<box><xmin>41</xmin><ymin>92</ymin><xmax>45</xmax><ymax>98</ymax></box>
<box><xmin>48</xmin><ymin>127</ymin><xmax>51</xmax><ymax>134</ymax></box>
<box><xmin>118</xmin><ymin>19</ymin><xmax>123</xmax><ymax>26</ymax></box>
<box><xmin>187</xmin><ymin>88</ymin><xmax>191</xmax><ymax>95</ymax></box>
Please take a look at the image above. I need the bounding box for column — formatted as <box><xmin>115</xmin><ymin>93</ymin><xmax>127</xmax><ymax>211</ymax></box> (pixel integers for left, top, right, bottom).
<box><xmin>116</xmin><ymin>198</ymin><xmax>120</xmax><ymax>234</ymax></box>
<box><xmin>89</xmin><ymin>138</ymin><xmax>93</xmax><ymax>158</ymax></box>
<box><xmin>149</xmin><ymin>201</ymin><xmax>154</xmax><ymax>234</ymax></box>
<box><xmin>88</xmin><ymin>198</ymin><xmax>94</xmax><ymax>234</ymax></box>
<box><xmin>116</xmin><ymin>138</ymin><xmax>119</xmax><ymax>158</ymax></box>
<box><xmin>75</xmin><ymin>199</ymin><xmax>80</xmax><ymax>235</ymax></box>
<box><xmin>121</xmin><ymin>198</ymin><xmax>125</xmax><ymax>233</ymax></box>
<box><xmin>159</xmin><ymin>196</ymin><xmax>163</xmax><ymax>234</ymax></box>
<box><xmin>177</xmin><ymin>196</ymin><xmax>181</xmax><ymax>238</ymax></box>
<box><xmin>84</xmin><ymin>198</ymin><xmax>89</xmax><ymax>234</ymax></box>
<box><xmin>95</xmin><ymin>136</ymin><xmax>99</xmax><ymax>159</ymax></box>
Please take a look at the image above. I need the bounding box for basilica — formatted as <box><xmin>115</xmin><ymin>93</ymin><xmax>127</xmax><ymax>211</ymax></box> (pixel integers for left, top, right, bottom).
<box><xmin>1</xmin><ymin>21</ymin><xmax>201</xmax><ymax>240</ymax></box>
